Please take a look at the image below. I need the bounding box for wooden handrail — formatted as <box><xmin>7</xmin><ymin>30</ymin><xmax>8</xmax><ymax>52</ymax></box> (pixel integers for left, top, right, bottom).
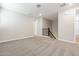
<box><xmin>48</xmin><ymin>28</ymin><xmax>56</xmax><ymax>39</ymax></box>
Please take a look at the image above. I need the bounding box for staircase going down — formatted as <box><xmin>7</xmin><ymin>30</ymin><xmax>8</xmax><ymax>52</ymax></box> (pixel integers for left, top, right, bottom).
<box><xmin>42</xmin><ymin>28</ymin><xmax>56</xmax><ymax>39</ymax></box>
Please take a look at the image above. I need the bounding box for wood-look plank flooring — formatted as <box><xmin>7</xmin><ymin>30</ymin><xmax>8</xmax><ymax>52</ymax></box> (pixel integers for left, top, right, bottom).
<box><xmin>0</xmin><ymin>36</ymin><xmax>79</xmax><ymax>56</ymax></box>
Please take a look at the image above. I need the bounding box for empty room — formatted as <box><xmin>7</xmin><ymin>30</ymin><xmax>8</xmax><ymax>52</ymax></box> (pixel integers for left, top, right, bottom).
<box><xmin>0</xmin><ymin>3</ymin><xmax>79</xmax><ymax>56</ymax></box>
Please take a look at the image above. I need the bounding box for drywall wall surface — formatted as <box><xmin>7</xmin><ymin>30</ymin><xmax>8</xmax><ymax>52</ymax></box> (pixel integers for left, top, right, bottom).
<box><xmin>52</xmin><ymin>20</ymin><xmax>58</xmax><ymax>39</ymax></box>
<box><xmin>58</xmin><ymin>8</ymin><xmax>75</xmax><ymax>43</ymax></box>
<box><xmin>0</xmin><ymin>9</ymin><xmax>34</xmax><ymax>41</ymax></box>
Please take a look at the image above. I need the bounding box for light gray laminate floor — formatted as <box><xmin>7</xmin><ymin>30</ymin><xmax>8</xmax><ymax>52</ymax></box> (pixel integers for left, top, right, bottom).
<box><xmin>0</xmin><ymin>36</ymin><xmax>79</xmax><ymax>56</ymax></box>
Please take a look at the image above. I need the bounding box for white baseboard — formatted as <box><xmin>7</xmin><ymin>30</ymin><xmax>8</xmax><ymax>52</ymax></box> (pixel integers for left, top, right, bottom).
<box><xmin>58</xmin><ymin>38</ymin><xmax>76</xmax><ymax>43</ymax></box>
<box><xmin>0</xmin><ymin>35</ymin><xmax>51</xmax><ymax>43</ymax></box>
<box><xmin>1</xmin><ymin>35</ymin><xmax>75</xmax><ymax>44</ymax></box>
<box><xmin>0</xmin><ymin>35</ymin><xmax>35</xmax><ymax>43</ymax></box>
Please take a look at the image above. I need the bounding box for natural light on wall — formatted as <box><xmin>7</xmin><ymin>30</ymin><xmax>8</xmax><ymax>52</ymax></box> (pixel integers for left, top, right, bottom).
<box><xmin>75</xmin><ymin>10</ymin><xmax>79</xmax><ymax>35</ymax></box>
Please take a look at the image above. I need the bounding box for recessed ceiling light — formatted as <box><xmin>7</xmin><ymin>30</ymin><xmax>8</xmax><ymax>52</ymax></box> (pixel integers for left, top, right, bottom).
<box><xmin>36</xmin><ymin>4</ymin><xmax>41</xmax><ymax>8</ymax></box>
<box><xmin>60</xmin><ymin>3</ymin><xmax>74</xmax><ymax>7</ymax></box>
<box><xmin>60</xmin><ymin>3</ymin><xmax>66</xmax><ymax>7</ymax></box>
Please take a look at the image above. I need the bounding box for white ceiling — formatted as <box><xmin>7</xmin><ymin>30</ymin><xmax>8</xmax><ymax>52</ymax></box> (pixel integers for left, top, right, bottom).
<box><xmin>1</xmin><ymin>3</ymin><xmax>61</xmax><ymax>20</ymax></box>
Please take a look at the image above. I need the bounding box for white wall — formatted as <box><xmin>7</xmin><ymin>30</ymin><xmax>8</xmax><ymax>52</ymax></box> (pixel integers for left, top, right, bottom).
<box><xmin>52</xmin><ymin>20</ymin><xmax>58</xmax><ymax>39</ymax></box>
<box><xmin>34</xmin><ymin>17</ymin><xmax>43</xmax><ymax>35</ymax></box>
<box><xmin>34</xmin><ymin>17</ymin><xmax>53</xmax><ymax>36</ymax></box>
<box><xmin>0</xmin><ymin>9</ymin><xmax>34</xmax><ymax>42</ymax></box>
<box><xmin>75</xmin><ymin>9</ymin><xmax>79</xmax><ymax>35</ymax></box>
<box><xmin>42</xmin><ymin>18</ymin><xmax>58</xmax><ymax>39</ymax></box>
<box><xmin>58</xmin><ymin>8</ymin><xmax>75</xmax><ymax>43</ymax></box>
<box><xmin>42</xmin><ymin>18</ymin><xmax>52</xmax><ymax>30</ymax></box>
<box><xmin>74</xmin><ymin>16</ymin><xmax>79</xmax><ymax>35</ymax></box>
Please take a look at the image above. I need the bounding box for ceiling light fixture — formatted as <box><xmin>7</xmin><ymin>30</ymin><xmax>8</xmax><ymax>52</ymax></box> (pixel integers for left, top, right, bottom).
<box><xmin>36</xmin><ymin>4</ymin><xmax>41</xmax><ymax>8</ymax></box>
<box><xmin>60</xmin><ymin>3</ymin><xmax>66</xmax><ymax>7</ymax></box>
<box><xmin>60</xmin><ymin>3</ymin><xmax>74</xmax><ymax>7</ymax></box>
